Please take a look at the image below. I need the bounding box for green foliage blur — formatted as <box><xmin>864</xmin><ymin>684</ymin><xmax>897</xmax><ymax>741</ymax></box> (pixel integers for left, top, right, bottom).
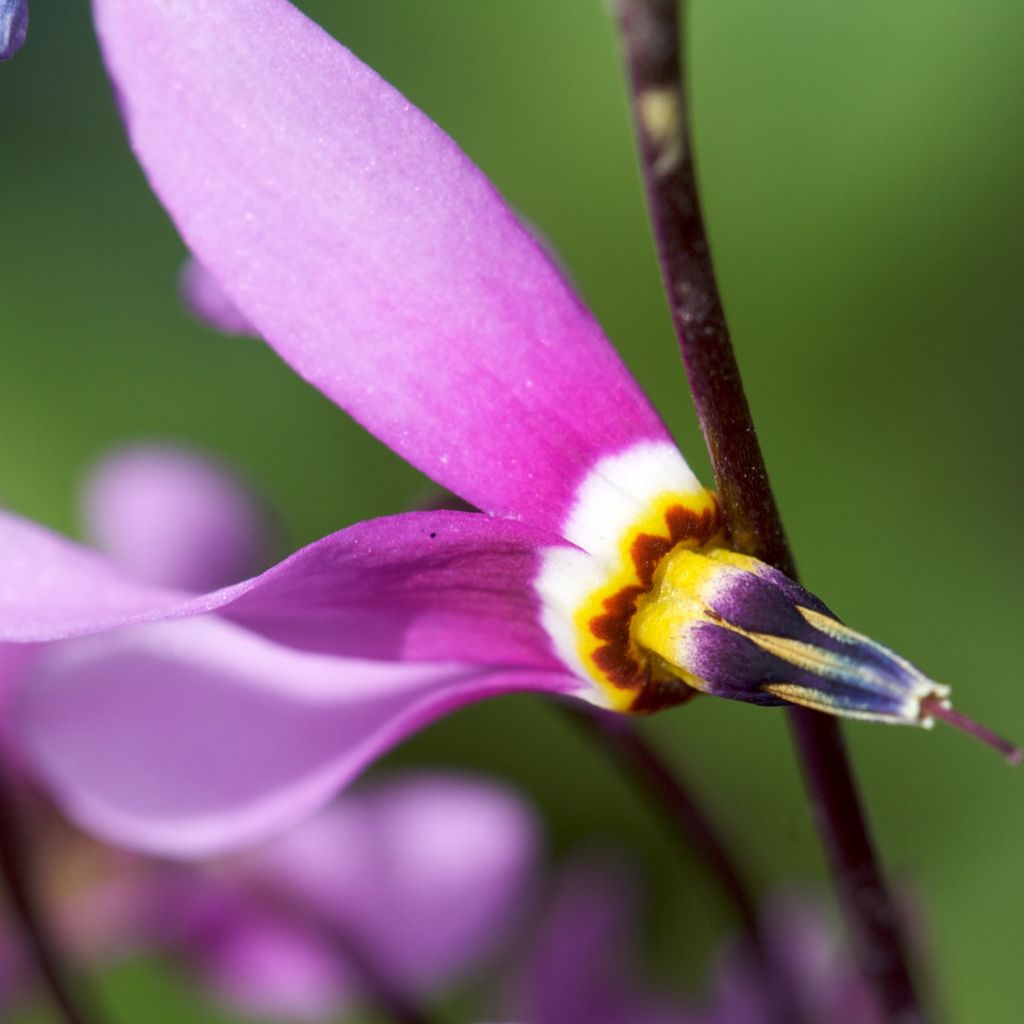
<box><xmin>2</xmin><ymin>1</ymin><xmax>1022</xmax><ymax>1020</ymax></box>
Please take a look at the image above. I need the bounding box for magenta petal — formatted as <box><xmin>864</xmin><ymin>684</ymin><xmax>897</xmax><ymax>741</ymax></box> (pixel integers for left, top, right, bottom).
<box><xmin>92</xmin><ymin>0</ymin><xmax>673</xmax><ymax>535</ymax></box>
<box><xmin>179</xmin><ymin>257</ymin><xmax>259</xmax><ymax>338</ymax></box>
<box><xmin>1</xmin><ymin>509</ymin><xmax>570</xmax><ymax>675</ymax></box>
<box><xmin>13</xmin><ymin>616</ymin><xmax>576</xmax><ymax>856</ymax></box>
<box><xmin>0</xmin><ymin>511</ymin><xmax>193</xmax><ymax>642</ymax></box>
<box><xmin>82</xmin><ymin>444</ymin><xmax>269</xmax><ymax>591</ymax></box>
<box><xmin>220</xmin><ymin>511</ymin><xmax>569</xmax><ymax>668</ymax></box>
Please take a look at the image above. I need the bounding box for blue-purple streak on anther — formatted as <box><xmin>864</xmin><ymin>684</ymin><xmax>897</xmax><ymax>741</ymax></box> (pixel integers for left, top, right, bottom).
<box><xmin>684</xmin><ymin>561</ymin><xmax>940</xmax><ymax>721</ymax></box>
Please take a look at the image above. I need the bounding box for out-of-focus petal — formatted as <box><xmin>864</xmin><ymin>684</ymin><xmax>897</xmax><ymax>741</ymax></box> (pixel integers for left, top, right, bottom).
<box><xmin>0</xmin><ymin>511</ymin><xmax>571</xmax><ymax>677</ymax></box>
<box><xmin>516</xmin><ymin>858</ymin><xmax>687</xmax><ymax>1024</ymax></box>
<box><xmin>82</xmin><ymin>444</ymin><xmax>269</xmax><ymax>591</ymax></box>
<box><xmin>247</xmin><ymin>773</ymin><xmax>539</xmax><ymax>989</ymax></box>
<box><xmin>709</xmin><ymin>894</ymin><xmax>881</xmax><ymax>1024</ymax></box>
<box><xmin>172</xmin><ymin>884</ymin><xmax>349</xmax><ymax>1022</ymax></box>
<box><xmin>179</xmin><ymin>257</ymin><xmax>259</xmax><ymax>337</ymax></box>
<box><xmin>91</xmin><ymin>0</ymin><xmax>676</xmax><ymax>536</ymax></box>
<box><xmin>0</xmin><ymin>927</ymin><xmax>27</xmax><ymax>1016</ymax></box>
<box><xmin>180</xmin><ymin>772</ymin><xmax>539</xmax><ymax>1019</ymax></box>
<box><xmin>12</xmin><ymin>616</ymin><xmax>577</xmax><ymax>856</ymax></box>
<box><xmin>0</xmin><ymin>643</ymin><xmax>39</xmax><ymax>755</ymax></box>
<box><xmin>0</xmin><ymin>511</ymin><xmax>191</xmax><ymax>642</ymax></box>
<box><xmin>0</xmin><ymin>0</ymin><xmax>28</xmax><ymax>62</ymax></box>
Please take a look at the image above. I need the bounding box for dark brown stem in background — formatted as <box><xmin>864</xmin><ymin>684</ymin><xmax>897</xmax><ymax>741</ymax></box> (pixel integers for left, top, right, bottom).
<box><xmin>564</xmin><ymin>707</ymin><xmax>798</xmax><ymax>1023</ymax></box>
<box><xmin>565</xmin><ymin>707</ymin><xmax>759</xmax><ymax>932</ymax></box>
<box><xmin>613</xmin><ymin>1</ymin><xmax>926</xmax><ymax>1021</ymax></box>
<box><xmin>0</xmin><ymin>760</ymin><xmax>99</xmax><ymax>1024</ymax></box>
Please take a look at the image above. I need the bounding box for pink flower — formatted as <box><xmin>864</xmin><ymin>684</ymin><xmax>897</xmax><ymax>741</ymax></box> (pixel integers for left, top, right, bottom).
<box><xmin>0</xmin><ymin>0</ymin><xmax>966</xmax><ymax>858</ymax></box>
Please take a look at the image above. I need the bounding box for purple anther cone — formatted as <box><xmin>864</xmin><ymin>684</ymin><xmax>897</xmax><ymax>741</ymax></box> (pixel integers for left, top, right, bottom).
<box><xmin>0</xmin><ymin>0</ymin><xmax>27</xmax><ymax>61</ymax></box>
<box><xmin>683</xmin><ymin>564</ymin><xmax>936</xmax><ymax>722</ymax></box>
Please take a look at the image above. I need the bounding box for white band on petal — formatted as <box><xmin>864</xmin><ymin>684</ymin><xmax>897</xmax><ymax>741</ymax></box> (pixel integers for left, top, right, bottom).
<box><xmin>534</xmin><ymin>440</ymin><xmax>718</xmax><ymax>711</ymax></box>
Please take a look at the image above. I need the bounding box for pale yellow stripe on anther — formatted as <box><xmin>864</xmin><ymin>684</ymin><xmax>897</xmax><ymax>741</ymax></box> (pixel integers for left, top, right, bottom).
<box><xmin>759</xmin><ymin>683</ymin><xmax>913</xmax><ymax>723</ymax></box>
<box><xmin>741</xmin><ymin>631</ymin><xmax>903</xmax><ymax>697</ymax></box>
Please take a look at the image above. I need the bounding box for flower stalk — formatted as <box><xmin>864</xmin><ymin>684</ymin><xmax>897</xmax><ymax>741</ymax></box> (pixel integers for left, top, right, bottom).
<box><xmin>564</xmin><ymin>706</ymin><xmax>800</xmax><ymax>1021</ymax></box>
<box><xmin>565</xmin><ymin>707</ymin><xmax>760</xmax><ymax>931</ymax></box>
<box><xmin>0</xmin><ymin>759</ymin><xmax>99</xmax><ymax>1024</ymax></box>
<box><xmin>613</xmin><ymin>0</ymin><xmax>926</xmax><ymax>1019</ymax></box>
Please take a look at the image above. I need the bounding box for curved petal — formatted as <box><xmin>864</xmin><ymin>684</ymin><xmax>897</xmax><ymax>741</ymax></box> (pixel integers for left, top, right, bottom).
<box><xmin>0</xmin><ymin>510</ymin><xmax>569</xmax><ymax>674</ymax></box>
<box><xmin>12</xmin><ymin>616</ymin><xmax>578</xmax><ymax>857</ymax></box>
<box><xmin>0</xmin><ymin>510</ymin><xmax>193</xmax><ymax>641</ymax></box>
<box><xmin>179</xmin><ymin>257</ymin><xmax>259</xmax><ymax>338</ymax></box>
<box><xmin>247</xmin><ymin>773</ymin><xmax>539</xmax><ymax>989</ymax></box>
<box><xmin>82</xmin><ymin>444</ymin><xmax>269</xmax><ymax>591</ymax></box>
<box><xmin>185</xmin><ymin>773</ymin><xmax>538</xmax><ymax>1019</ymax></box>
<box><xmin>91</xmin><ymin>0</ymin><xmax>676</xmax><ymax>535</ymax></box>
<box><xmin>219</xmin><ymin>511</ymin><xmax>569</xmax><ymax>668</ymax></box>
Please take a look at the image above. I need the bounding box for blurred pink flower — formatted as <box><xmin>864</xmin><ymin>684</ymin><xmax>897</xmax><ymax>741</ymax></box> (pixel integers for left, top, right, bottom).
<box><xmin>506</xmin><ymin>860</ymin><xmax>879</xmax><ymax>1024</ymax></box>
<box><xmin>0</xmin><ymin>772</ymin><xmax>539</xmax><ymax>1021</ymax></box>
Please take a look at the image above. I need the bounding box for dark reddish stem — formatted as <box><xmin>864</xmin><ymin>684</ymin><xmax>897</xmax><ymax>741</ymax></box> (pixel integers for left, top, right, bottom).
<box><xmin>565</xmin><ymin>707</ymin><xmax>760</xmax><ymax>932</ymax></box>
<box><xmin>613</xmin><ymin>0</ymin><xmax>926</xmax><ymax>1020</ymax></box>
<box><xmin>565</xmin><ymin>706</ymin><xmax>799</xmax><ymax>1022</ymax></box>
<box><xmin>0</xmin><ymin>760</ymin><xmax>99</xmax><ymax>1024</ymax></box>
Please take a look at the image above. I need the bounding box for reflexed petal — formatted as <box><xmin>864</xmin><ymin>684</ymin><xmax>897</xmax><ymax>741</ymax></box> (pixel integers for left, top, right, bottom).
<box><xmin>0</xmin><ymin>511</ymin><xmax>192</xmax><ymax>642</ymax></box>
<box><xmin>82</xmin><ymin>444</ymin><xmax>269</xmax><ymax>591</ymax></box>
<box><xmin>219</xmin><ymin>511</ymin><xmax>571</xmax><ymax>668</ymax></box>
<box><xmin>179</xmin><ymin>257</ymin><xmax>258</xmax><ymax>337</ymax></box>
<box><xmin>12</xmin><ymin>616</ymin><xmax>578</xmax><ymax>856</ymax></box>
<box><xmin>92</xmin><ymin>0</ymin><xmax>675</xmax><ymax>535</ymax></box>
<box><xmin>0</xmin><ymin>510</ymin><xmax>571</xmax><ymax>676</ymax></box>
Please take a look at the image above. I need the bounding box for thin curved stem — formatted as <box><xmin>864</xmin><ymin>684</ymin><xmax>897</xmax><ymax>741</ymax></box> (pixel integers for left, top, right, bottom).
<box><xmin>612</xmin><ymin>1</ymin><xmax>926</xmax><ymax>1020</ymax></box>
<box><xmin>0</xmin><ymin>760</ymin><xmax>99</xmax><ymax>1024</ymax></box>
<box><xmin>564</xmin><ymin>707</ymin><xmax>759</xmax><ymax>930</ymax></box>
<box><xmin>563</xmin><ymin>707</ymin><xmax>798</xmax><ymax>1023</ymax></box>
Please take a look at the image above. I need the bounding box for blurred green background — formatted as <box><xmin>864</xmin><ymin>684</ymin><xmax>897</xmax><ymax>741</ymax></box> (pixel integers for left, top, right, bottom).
<box><xmin>2</xmin><ymin>1</ymin><xmax>1023</xmax><ymax>1020</ymax></box>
